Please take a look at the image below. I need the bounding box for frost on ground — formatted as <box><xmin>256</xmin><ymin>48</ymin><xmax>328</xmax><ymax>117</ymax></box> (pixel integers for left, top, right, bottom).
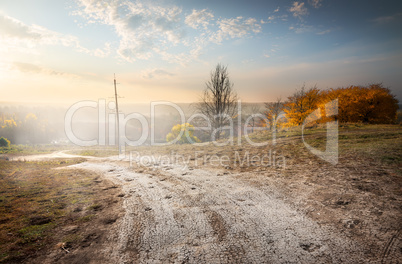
<box><xmin>12</xmin><ymin>136</ymin><xmax>400</xmax><ymax>264</ymax></box>
<box><xmin>69</xmin><ymin>157</ymin><xmax>366</xmax><ymax>264</ymax></box>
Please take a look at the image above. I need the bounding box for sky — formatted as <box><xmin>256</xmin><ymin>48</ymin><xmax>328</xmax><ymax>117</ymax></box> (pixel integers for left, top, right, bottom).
<box><xmin>0</xmin><ymin>0</ymin><xmax>401</xmax><ymax>104</ymax></box>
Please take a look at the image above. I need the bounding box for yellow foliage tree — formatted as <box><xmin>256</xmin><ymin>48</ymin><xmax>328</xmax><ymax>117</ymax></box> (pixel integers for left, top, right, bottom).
<box><xmin>166</xmin><ymin>123</ymin><xmax>201</xmax><ymax>144</ymax></box>
<box><xmin>2</xmin><ymin>119</ymin><xmax>17</xmax><ymax>129</ymax></box>
<box><xmin>25</xmin><ymin>113</ymin><xmax>38</xmax><ymax>122</ymax></box>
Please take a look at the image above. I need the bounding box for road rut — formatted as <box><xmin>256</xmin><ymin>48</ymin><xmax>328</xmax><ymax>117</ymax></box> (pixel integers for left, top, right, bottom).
<box><xmin>70</xmin><ymin>157</ymin><xmax>364</xmax><ymax>264</ymax></box>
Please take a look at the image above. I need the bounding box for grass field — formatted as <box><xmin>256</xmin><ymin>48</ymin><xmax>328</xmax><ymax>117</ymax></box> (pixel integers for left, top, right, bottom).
<box><xmin>0</xmin><ymin>158</ymin><xmax>121</xmax><ymax>263</ymax></box>
<box><xmin>0</xmin><ymin>145</ymin><xmax>63</xmax><ymax>155</ymax></box>
<box><xmin>62</xmin><ymin>124</ymin><xmax>401</xmax><ymax>170</ymax></box>
<box><xmin>122</xmin><ymin>124</ymin><xmax>402</xmax><ymax>173</ymax></box>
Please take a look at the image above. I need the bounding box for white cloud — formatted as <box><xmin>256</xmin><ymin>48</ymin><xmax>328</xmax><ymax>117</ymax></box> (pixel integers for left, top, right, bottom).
<box><xmin>264</xmin><ymin>14</ymin><xmax>288</xmax><ymax>24</ymax></box>
<box><xmin>0</xmin><ymin>13</ymin><xmax>41</xmax><ymax>39</ymax></box>
<box><xmin>309</xmin><ymin>0</ymin><xmax>322</xmax><ymax>9</ymax></box>
<box><xmin>0</xmin><ymin>13</ymin><xmax>78</xmax><ymax>47</ymax></box>
<box><xmin>74</xmin><ymin>0</ymin><xmax>191</xmax><ymax>63</ymax></box>
<box><xmin>92</xmin><ymin>42</ymin><xmax>111</xmax><ymax>57</ymax></box>
<box><xmin>142</xmin><ymin>68</ymin><xmax>175</xmax><ymax>79</ymax></box>
<box><xmin>289</xmin><ymin>23</ymin><xmax>331</xmax><ymax>35</ymax></box>
<box><xmin>0</xmin><ymin>13</ymin><xmax>109</xmax><ymax>57</ymax></box>
<box><xmin>289</xmin><ymin>24</ymin><xmax>316</xmax><ymax>34</ymax></box>
<box><xmin>261</xmin><ymin>7</ymin><xmax>282</xmax><ymax>23</ymax></box>
<box><xmin>211</xmin><ymin>16</ymin><xmax>261</xmax><ymax>43</ymax></box>
<box><xmin>11</xmin><ymin>61</ymin><xmax>79</xmax><ymax>78</ymax></box>
<box><xmin>316</xmin><ymin>29</ymin><xmax>331</xmax><ymax>35</ymax></box>
<box><xmin>289</xmin><ymin>2</ymin><xmax>308</xmax><ymax>19</ymax></box>
<box><xmin>73</xmin><ymin>1</ymin><xmax>263</xmax><ymax>63</ymax></box>
<box><xmin>185</xmin><ymin>9</ymin><xmax>214</xmax><ymax>29</ymax></box>
<box><xmin>372</xmin><ymin>13</ymin><xmax>402</xmax><ymax>24</ymax></box>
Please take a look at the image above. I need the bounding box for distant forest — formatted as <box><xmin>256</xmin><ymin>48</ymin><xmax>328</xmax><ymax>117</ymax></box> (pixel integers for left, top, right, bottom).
<box><xmin>0</xmin><ymin>84</ymin><xmax>400</xmax><ymax>145</ymax></box>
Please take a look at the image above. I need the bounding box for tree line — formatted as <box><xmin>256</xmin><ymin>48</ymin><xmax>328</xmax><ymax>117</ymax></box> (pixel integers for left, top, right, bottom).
<box><xmin>276</xmin><ymin>83</ymin><xmax>399</xmax><ymax>128</ymax></box>
<box><xmin>0</xmin><ymin>64</ymin><xmax>399</xmax><ymax>146</ymax></box>
<box><xmin>178</xmin><ymin>64</ymin><xmax>399</xmax><ymax>143</ymax></box>
<box><xmin>0</xmin><ymin>112</ymin><xmax>59</xmax><ymax>145</ymax></box>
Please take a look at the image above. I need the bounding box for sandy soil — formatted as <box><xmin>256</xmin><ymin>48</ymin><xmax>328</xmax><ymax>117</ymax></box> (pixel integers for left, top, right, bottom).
<box><xmin>14</xmin><ymin>144</ymin><xmax>401</xmax><ymax>263</ymax></box>
<box><xmin>73</xmin><ymin>159</ymin><xmax>366</xmax><ymax>263</ymax></box>
<box><xmin>9</xmin><ymin>151</ymin><xmax>95</xmax><ymax>161</ymax></box>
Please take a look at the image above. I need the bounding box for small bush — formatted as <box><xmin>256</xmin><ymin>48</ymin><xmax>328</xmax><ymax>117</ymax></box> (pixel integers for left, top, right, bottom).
<box><xmin>166</xmin><ymin>123</ymin><xmax>201</xmax><ymax>144</ymax></box>
<box><xmin>0</xmin><ymin>137</ymin><xmax>10</xmax><ymax>148</ymax></box>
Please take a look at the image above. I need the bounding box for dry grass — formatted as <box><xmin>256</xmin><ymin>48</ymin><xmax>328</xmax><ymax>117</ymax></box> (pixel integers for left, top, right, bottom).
<box><xmin>0</xmin><ymin>144</ymin><xmax>65</xmax><ymax>155</ymax></box>
<box><xmin>68</xmin><ymin>148</ymin><xmax>119</xmax><ymax>157</ymax></box>
<box><xmin>121</xmin><ymin>124</ymin><xmax>401</xmax><ymax>174</ymax></box>
<box><xmin>0</xmin><ymin>158</ymin><xmax>118</xmax><ymax>263</ymax></box>
<box><xmin>59</xmin><ymin>124</ymin><xmax>401</xmax><ymax>176</ymax></box>
<box><xmin>0</xmin><ymin>123</ymin><xmax>398</xmax><ymax>262</ymax></box>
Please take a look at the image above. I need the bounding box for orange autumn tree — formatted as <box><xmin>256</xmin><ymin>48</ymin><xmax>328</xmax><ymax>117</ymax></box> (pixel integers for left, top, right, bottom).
<box><xmin>322</xmin><ymin>84</ymin><xmax>398</xmax><ymax>124</ymax></box>
<box><xmin>283</xmin><ymin>85</ymin><xmax>322</xmax><ymax>127</ymax></box>
<box><xmin>281</xmin><ymin>83</ymin><xmax>398</xmax><ymax>127</ymax></box>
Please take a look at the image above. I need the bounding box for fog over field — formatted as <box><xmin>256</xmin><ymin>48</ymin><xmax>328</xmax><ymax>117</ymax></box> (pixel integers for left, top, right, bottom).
<box><xmin>0</xmin><ymin>101</ymin><xmax>267</xmax><ymax>144</ymax></box>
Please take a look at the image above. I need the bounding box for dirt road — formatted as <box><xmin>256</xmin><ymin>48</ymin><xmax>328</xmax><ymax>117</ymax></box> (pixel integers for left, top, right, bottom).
<box><xmin>7</xmin><ymin>127</ymin><xmax>401</xmax><ymax>263</ymax></box>
<box><xmin>61</xmin><ymin>155</ymin><xmax>367</xmax><ymax>264</ymax></box>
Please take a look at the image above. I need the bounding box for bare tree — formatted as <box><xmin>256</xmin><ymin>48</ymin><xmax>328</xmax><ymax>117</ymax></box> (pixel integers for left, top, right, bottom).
<box><xmin>244</xmin><ymin>104</ymin><xmax>262</xmax><ymax>133</ymax></box>
<box><xmin>264</xmin><ymin>97</ymin><xmax>284</xmax><ymax>130</ymax></box>
<box><xmin>197</xmin><ymin>63</ymin><xmax>238</xmax><ymax>140</ymax></box>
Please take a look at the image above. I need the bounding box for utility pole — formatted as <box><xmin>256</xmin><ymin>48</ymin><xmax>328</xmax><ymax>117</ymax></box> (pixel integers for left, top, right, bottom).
<box><xmin>114</xmin><ymin>74</ymin><xmax>122</xmax><ymax>154</ymax></box>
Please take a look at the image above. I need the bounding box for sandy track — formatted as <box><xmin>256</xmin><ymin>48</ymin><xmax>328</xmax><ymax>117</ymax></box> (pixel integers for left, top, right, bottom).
<box><xmin>9</xmin><ymin>151</ymin><xmax>93</xmax><ymax>161</ymax></box>
<box><xmin>68</xmin><ymin>157</ymin><xmax>365</xmax><ymax>264</ymax></box>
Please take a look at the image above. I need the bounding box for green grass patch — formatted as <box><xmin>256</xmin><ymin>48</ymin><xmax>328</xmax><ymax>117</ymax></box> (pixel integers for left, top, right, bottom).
<box><xmin>18</xmin><ymin>223</ymin><xmax>56</xmax><ymax>243</ymax></box>
<box><xmin>0</xmin><ymin>158</ymin><xmax>103</xmax><ymax>263</ymax></box>
<box><xmin>62</xmin><ymin>233</ymin><xmax>82</xmax><ymax>244</ymax></box>
<box><xmin>77</xmin><ymin>214</ymin><xmax>96</xmax><ymax>223</ymax></box>
<box><xmin>0</xmin><ymin>144</ymin><xmax>65</xmax><ymax>155</ymax></box>
<box><xmin>67</xmin><ymin>147</ymin><xmax>119</xmax><ymax>157</ymax></box>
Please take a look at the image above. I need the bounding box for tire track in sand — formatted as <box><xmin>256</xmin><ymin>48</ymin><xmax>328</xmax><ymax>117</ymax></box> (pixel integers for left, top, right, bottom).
<box><xmin>71</xmin><ymin>159</ymin><xmax>365</xmax><ymax>263</ymax></box>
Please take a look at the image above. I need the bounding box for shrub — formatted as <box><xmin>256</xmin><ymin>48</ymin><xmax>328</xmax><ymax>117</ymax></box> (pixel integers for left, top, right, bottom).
<box><xmin>166</xmin><ymin>123</ymin><xmax>201</xmax><ymax>144</ymax></box>
<box><xmin>0</xmin><ymin>137</ymin><xmax>11</xmax><ymax>148</ymax></box>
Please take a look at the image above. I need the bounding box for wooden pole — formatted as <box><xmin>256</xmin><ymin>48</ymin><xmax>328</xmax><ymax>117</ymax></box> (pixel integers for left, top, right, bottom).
<box><xmin>114</xmin><ymin>74</ymin><xmax>121</xmax><ymax>154</ymax></box>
